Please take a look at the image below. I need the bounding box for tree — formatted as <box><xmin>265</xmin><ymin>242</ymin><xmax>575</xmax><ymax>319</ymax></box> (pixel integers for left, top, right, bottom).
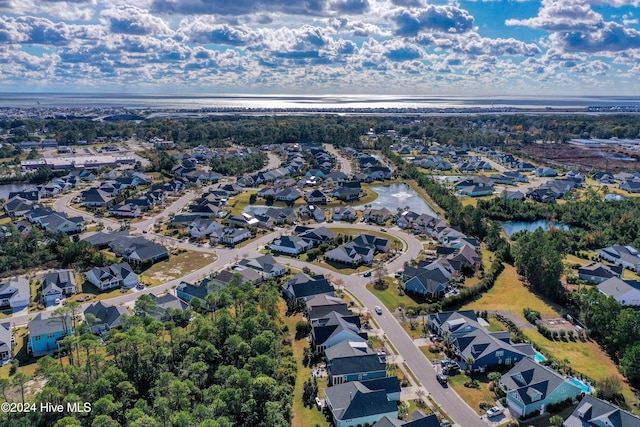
<box><xmin>549</xmin><ymin>415</ymin><xmax>564</xmax><ymax>427</ymax></box>
<box><xmin>11</xmin><ymin>372</ymin><xmax>31</xmax><ymax>403</ymax></box>
<box><xmin>372</xmin><ymin>261</ymin><xmax>388</xmax><ymax>289</ymax></box>
<box><xmin>620</xmin><ymin>343</ymin><xmax>640</xmax><ymax>385</ymax></box>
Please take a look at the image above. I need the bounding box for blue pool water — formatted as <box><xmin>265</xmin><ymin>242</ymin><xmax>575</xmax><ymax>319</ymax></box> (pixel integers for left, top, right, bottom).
<box><xmin>533</xmin><ymin>353</ymin><xmax>546</xmax><ymax>363</ymax></box>
<box><xmin>568</xmin><ymin>377</ymin><xmax>593</xmax><ymax>393</ymax></box>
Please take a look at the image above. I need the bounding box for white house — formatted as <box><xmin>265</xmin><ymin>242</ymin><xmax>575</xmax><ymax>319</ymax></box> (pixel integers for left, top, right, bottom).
<box><xmin>597</xmin><ymin>277</ymin><xmax>640</xmax><ymax>306</ymax></box>
<box><xmin>598</xmin><ymin>245</ymin><xmax>640</xmax><ymax>272</ymax></box>
<box><xmin>188</xmin><ymin>219</ymin><xmax>224</xmax><ymax>239</ymax></box>
<box><xmin>0</xmin><ymin>277</ymin><xmax>30</xmax><ymax>310</ymax></box>
<box><xmin>85</xmin><ymin>262</ymin><xmax>139</xmax><ymax>291</ymax></box>
<box><xmin>270</xmin><ymin>235</ymin><xmax>313</xmax><ymax>255</ymax></box>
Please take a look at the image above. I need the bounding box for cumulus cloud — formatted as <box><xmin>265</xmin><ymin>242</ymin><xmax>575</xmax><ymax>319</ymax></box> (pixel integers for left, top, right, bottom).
<box><xmin>392</xmin><ymin>5</ymin><xmax>475</xmax><ymax>37</ymax></box>
<box><xmin>457</xmin><ymin>34</ymin><xmax>541</xmax><ymax>57</ymax></box>
<box><xmin>551</xmin><ymin>21</ymin><xmax>640</xmax><ymax>53</ymax></box>
<box><xmin>150</xmin><ymin>0</ymin><xmax>329</xmax><ymax>16</ymax></box>
<box><xmin>506</xmin><ymin>0</ymin><xmax>603</xmax><ymax>32</ymax></box>
<box><xmin>178</xmin><ymin>18</ymin><xmax>259</xmax><ymax>46</ymax></box>
<box><xmin>0</xmin><ymin>16</ymin><xmax>75</xmax><ymax>45</ymax></box>
<box><xmin>327</xmin><ymin>17</ymin><xmax>387</xmax><ymax>37</ymax></box>
<box><xmin>101</xmin><ymin>6</ymin><xmax>172</xmax><ymax>36</ymax></box>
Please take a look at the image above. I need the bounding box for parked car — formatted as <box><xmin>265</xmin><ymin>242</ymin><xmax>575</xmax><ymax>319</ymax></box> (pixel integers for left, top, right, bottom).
<box><xmin>436</xmin><ymin>373</ymin><xmax>448</xmax><ymax>385</ymax></box>
<box><xmin>486</xmin><ymin>406</ymin><xmax>504</xmax><ymax>418</ymax></box>
<box><xmin>375</xmin><ymin>306</ymin><xmax>383</xmax><ymax>315</ymax></box>
<box><xmin>363</xmin><ymin>271</ymin><xmax>372</xmax><ymax>277</ymax></box>
<box><xmin>440</xmin><ymin>422</ymin><xmax>452</xmax><ymax>427</ymax></box>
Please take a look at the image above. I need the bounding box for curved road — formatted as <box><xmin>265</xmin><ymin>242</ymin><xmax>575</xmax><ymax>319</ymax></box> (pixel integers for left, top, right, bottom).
<box><xmin>38</xmin><ymin>185</ymin><xmax>484</xmax><ymax>426</ymax></box>
<box><xmin>324</xmin><ymin>144</ymin><xmax>352</xmax><ymax>175</ymax></box>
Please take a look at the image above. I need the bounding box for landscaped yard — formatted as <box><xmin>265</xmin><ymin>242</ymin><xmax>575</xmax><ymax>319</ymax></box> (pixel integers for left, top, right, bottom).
<box><xmin>365</xmin><ymin>280</ymin><xmax>427</xmax><ymax>312</ymax></box>
<box><xmin>447</xmin><ymin>372</ymin><xmax>498</xmax><ymax>415</ymax></box>
<box><xmin>141</xmin><ymin>250</ymin><xmax>217</xmax><ymax>284</ymax></box>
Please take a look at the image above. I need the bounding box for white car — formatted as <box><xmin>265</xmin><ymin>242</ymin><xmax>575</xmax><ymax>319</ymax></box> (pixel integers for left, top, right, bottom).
<box><xmin>375</xmin><ymin>306</ymin><xmax>383</xmax><ymax>315</ymax></box>
<box><xmin>486</xmin><ymin>406</ymin><xmax>504</xmax><ymax>418</ymax></box>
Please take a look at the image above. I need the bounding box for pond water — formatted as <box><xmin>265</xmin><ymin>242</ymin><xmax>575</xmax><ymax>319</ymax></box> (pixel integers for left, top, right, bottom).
<box><xmin>357</xmin><ymin>183</ymin><xmax>439</xmax><ymax>217</ymax></box>
<box><xmin>501</xmin><ymin>219</ymin><xmax>572</xmax><ymax>237</ymax></box>
<box><xmin>0</xmin><ymin>183</ymin><xmax>37</xmax><ymax>200</ymax></box>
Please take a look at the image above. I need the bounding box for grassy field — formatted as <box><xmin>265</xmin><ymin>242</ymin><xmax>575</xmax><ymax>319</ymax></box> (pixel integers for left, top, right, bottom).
<box><xmin>142</xmin><ymin>250</ymin><xmax>216</xmax><ymax>284</ymax></box>
<box><xmin>464</xmin><ymin>262</ymin><xmax>562</xmax><ymax>320</ymax></box>
<box><xmin>282</xmin><ymin>306</ymin><xmax>329</xmax><ymax>427</ymax></box>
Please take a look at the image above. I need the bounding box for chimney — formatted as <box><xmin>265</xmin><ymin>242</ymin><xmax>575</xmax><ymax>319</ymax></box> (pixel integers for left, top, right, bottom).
<box><xmin>349</xmin><ymin>392</ymin><xmax>352</xmax><ymax>401</ymax></box>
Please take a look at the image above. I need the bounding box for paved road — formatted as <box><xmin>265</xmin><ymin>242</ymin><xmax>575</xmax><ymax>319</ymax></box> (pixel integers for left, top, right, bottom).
<box><xmin>40</xmin><ymin>183</ymin><xmax>485</xmax><ymax>426</ymax></box>
<box><xmin>476</xmin><ymin>155</ymin><xmax>506</xmax><ymax>173</ymax></box>
<box><xmin>260</xmin><ymin>152</ymin><xmax>282</xmax><ymax>172</ymax></box>
<box><xmin>324</xmin><ymin>144</ymin><xmax>352</xmax><ymax>175</ymax></box>
<box><xmin>280</xmin><ymin>257</ymin><xmax>485</xmax><ymax>427</ymax></box>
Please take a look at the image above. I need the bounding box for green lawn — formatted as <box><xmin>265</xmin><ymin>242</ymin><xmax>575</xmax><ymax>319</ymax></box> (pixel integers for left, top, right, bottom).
<box><xmin>420</xmin><ymin>345</ymin><xmax>447</xmax><ymax>363</ymax></box>
<box><xmin>365</xmin><ymin>281</ymin><xmax>427</xmax><ymax>312</ymax></box>
<box><xmin>447</xmin><ymin>372</ymin><xmax>499</xmax><ymax>415</ymax></box>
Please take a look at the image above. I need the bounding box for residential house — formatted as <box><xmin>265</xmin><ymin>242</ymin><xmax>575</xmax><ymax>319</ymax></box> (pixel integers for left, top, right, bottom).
<box><xmin>598</xmin><ymin>245</ymin><xmax>640</xmax><ymax>272</ymax></box>
<box><xmin>325</xmin><ymin>341</ymin><xmax>387</xmax><ymax>385</ymax></box>
<box><xmin>85</xmin><ymin>262</ymin><xmax>139</xmax><ymax>291</ymax></box>
<box><xmin>41</xmin><ymin>270</ymin><xmax>77</xmax><ymax>306</ymax></box>
<box><xmin>311</xmin><ymin>311</ymin><xmax>368</xmax><ymax>352</ymax></box>
<box><xmin>535</xmin><ymin>167</ymin><xmax>557</xmax><ymax>177</ymax></box>
<box><xmin>325</xmin><ymin>234</ymin><xmax>390</xmax><ymax>266</ymax></box>
<box><xmin>139</xmin><ymin>294</ymin><xmax>189</xmax><ymax>322</ymax></box>
<box><xmin>458</xmin><ymin>184</ymin><xmax>494</xmax><ymax>197</ymax></box>
<box><xmin>332</xmin><ymin>186</ymin><xmax>362</xmax><ymax>202</ymax></box>
<box><xmin>220</xmin><ymin>227</ymin><xmax>250</xmax><ymax>245</ymax></box>
<box><xmin>527</xmin><ymin>188</ymin><xmax>556</xmax><ymax>203</ymax></box>
<box><xmin>81</xmin><ymin>188</ymin><xmax>114</xmax><ymax>207</ymax></box>
<box><xmin>4</xmin><ymin>198</ymin><xmax>33</xmax><ymax>217</ymax></box>
<box><xmin>209</xmin><ymin>269</ymin><xmax>262</xmax><ymax>288</ymax></box>
<box><xmin>188</xmin><ymin>219</ymin><xmax>224</xmax><ymax>239</ymax></box>
<box><xmin>332</xmin><ymin>207</ymin><xmax>357</xmax><ymax>222</ymax></box>
<box><xmin>109</xmin><ymin>236</ymin><xmax>169</xmax><ymax>265</ymax></box>
<box><xmin>305</xmin><ymin>189</ymin><xmax>328</xmax><ymax>204</ymax></box>
<box><xmin>297</xmin><ymin>226</ymin><xmax>336</xmax><ymax>244</ymax></box>
<box><xmin>227</xmin><ymin>212</ymin><xmax>262</xmax><ymax>228</ymax></box>
<box><xmin>37</xmin><ymin>212</ymin><xmax>85</xmax><ymax>234</ymax></box>
<box><xmin>305</xmin><ymin>294</ymin><xmax>352</xmax><ymax>321</ymax></box>
<box><xmin>500</xmin><ymin>189</ymin><xmax>526</xmax><ymax>201</ymax></box>
<box><xmin>428</xmin><ymin>310</ymin><xmax>532</xmax><ymax>371</ymax></box>
<box><xmin>564</xmin><ymin>395</ymin><xmax>640</xmax><ymax>427</ymax></box>
<box><xmin>619</xmin><ymin>179</ymin><xmax>640</xmax><ymax>193</ymax></box>
<box><xmin>597</xmin><ymin>277</ymin><xmax>640</xmax><ymax>306</ymax></box>
<box><xmin>404</xmin><ymin>268</ymin><xmax>449</xmax><ymax>299</ymax></box>
<box><xmin>274</xmin><ymin>187</ymin><xmax>302</xmax><ymax>202</ymax></box>
<box><xmin>373</xmin><ymin>411</ymin><xmax>441</xmax><ymax>427</ymax></box>
<box><xmin>0</xmin><ymin>277</ymin><xmax>30</xmax><ymax>310</ymax></box>
<box><xmin>395</xmin><ymin>210</ymin><xmax>420</xmax><ymax>229</ymax></box>
<box><xmin>237</xmin><ymin>255</ymin><xmax>286</xmax><ymax>278</ymax></box>
<box><xmin>84</xmin><ymin>301</ymin><xmax>128</xmax><ymax>333</ymax></box>
<box><xmin>363</xmin><ymin>207</ymin><xmax>393</xmax><ymax>225</ymax></box>
<box><xmin>28</xmin><ymin>312</ymin><xmax>72</xmax><ymax>356</ymax></box>
<box><xmin>109</xmin><ymin>203</ymin><xmax>142</xmax><ymax>218</ymax></box>
<box><xmin>298</xmin><ymin>204</ymin><xmax>326</xmax><ymax>222</ymax></box>
<box><xmin>0</xmin><ymin>323</ymin><xmax>11</xmax><ymax>362</ymax></box>
<box><xmin>324</xmin><ymin>377</ymin><xmax>401</xmax><ymax>427</ymax></box>
<box><xmin>270</xmin><ymin>235</ymin><xmax>313</xmax><ymax>255</ymax></box>
<box><xmin>501</xmin><ymin>358</ymin><xmax>584</xmax><ymax>418</ymax></box>
<box><xmin>282</xmin><ymin>272</ymin><xmax>335</xmax><ymax>302</ymax></box>
<box><xmin>176</xmin><ymin>279</ymin><xmax>227</xmax><ymax>311</ymax></box>
<box><xmin>82</xmin><ymin>230</ymin><xmax>131</xmax><ymax>250</ymax></box>
<box><xmin>577</xmin><ymin>262</ymin><xmax>623</xmax><ymax>284</ymax></box>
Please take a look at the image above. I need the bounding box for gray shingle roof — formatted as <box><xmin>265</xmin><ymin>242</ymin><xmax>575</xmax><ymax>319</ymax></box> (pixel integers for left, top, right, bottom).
<box><xmin>565</xmin><ymin>395</ymin><xmax>640</xmax><ymax>427</ymax></box>
<box><xmin>324</xmin><ymin>377</ymin><xmax>400</xmax><ymax>422</ymax></box>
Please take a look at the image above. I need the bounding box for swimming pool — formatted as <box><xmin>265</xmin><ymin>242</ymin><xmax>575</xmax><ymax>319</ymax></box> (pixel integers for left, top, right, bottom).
<box><xmin>568</xmin><ymin>377</ymin><xmax>593</xmax><ymax>393</ymax></box>
<box><xmin>533</xmin><ymin>353</ymin><xmax>546</xmax><ymax>363</ymax></box>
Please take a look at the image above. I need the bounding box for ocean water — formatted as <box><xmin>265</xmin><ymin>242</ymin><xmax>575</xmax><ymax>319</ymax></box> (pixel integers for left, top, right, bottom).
<box><xmin>1</xmin><ymin>93</ymin><xmax>639</xmax><ymax>110</ymax></box>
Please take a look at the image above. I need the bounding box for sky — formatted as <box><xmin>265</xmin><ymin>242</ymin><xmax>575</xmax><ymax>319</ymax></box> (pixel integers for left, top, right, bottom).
<box><xmin>1</xmin><ymin>0</ymin><xmax>640</xmax><ymax>96</ymax></box>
